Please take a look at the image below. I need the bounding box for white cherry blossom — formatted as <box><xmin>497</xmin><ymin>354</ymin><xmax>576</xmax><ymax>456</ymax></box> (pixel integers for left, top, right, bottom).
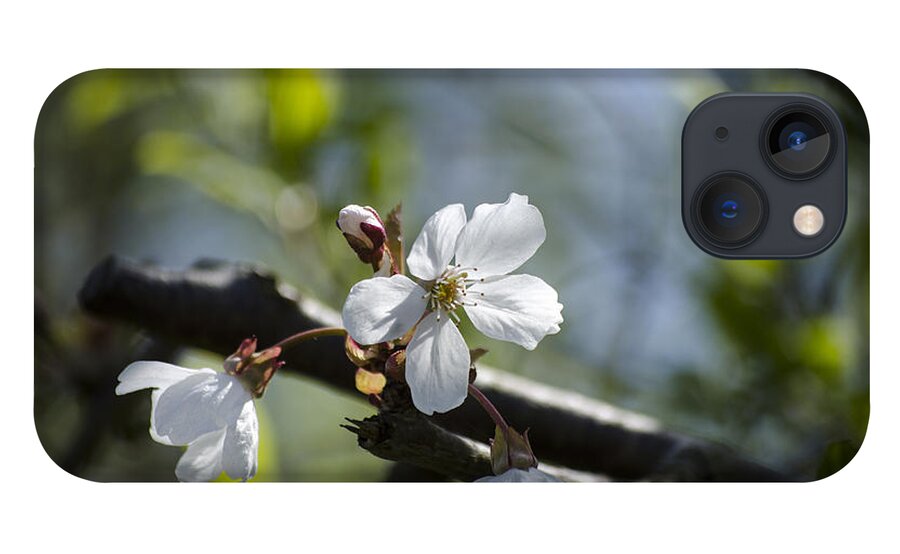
<box><xmin>342</xmin><ymin>193</ymin><xmax>563</xmax><ymax>415</ymax></box>
<box><xmin>116</xmin><ymin>361</ymin><xmax>259</xmax><ymax>482</ymax></box>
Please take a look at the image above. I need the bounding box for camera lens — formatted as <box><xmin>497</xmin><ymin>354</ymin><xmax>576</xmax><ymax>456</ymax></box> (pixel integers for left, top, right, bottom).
<box><xmin>694</xmin><ymin>173</ymin><xmax>766</xmax><ymax>246</ymax></box>
<box><xmin>763</xmin><ymin>106</ymin><xmax>834</xmax><ymax>178</ymax></box>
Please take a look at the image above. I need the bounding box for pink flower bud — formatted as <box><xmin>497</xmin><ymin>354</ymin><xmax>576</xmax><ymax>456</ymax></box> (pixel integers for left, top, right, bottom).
<box><xmin>336</xmin><ymin>205</ymin><xmax>387</xmax><ymax>265</ymax></box>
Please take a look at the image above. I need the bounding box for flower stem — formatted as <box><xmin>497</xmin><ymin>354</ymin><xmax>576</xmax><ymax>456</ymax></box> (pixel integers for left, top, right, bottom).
<box><xmin>467</xmin><ymin>383</ymin><xmax>509</xmax><ymax>433</ymax></box>
<box><xmin>274</xmin><ymin>327</ymin><xmax>347</xmax><ymax>350</ymax></box>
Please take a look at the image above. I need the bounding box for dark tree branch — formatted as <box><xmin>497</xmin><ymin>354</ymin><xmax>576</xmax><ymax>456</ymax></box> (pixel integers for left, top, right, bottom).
<box><xmin>343</xmin><ymin>410</ymin><xmax>603</xmax><ymax>482</ymax></box>
<box><xmin>78</xmin><ymin>256</ymin><xmax>790</xmax><ymax>481</ymax></box>
<box><xmin>342</xmin><ymin>411</ymin><xmax>494</xmax><ymax>482</ymax></box>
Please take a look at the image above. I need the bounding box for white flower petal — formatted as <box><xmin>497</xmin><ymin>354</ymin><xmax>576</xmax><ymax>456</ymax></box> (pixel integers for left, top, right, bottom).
<box><xmin>115</xmin><ymin>361</ymin><xmax>215</xmax><ymax>395</ymax></box>
<box><xmin>154</xmin><ymin>372</ymin><xmax>252</xmax><ymax>445</ymax></box>
<box><xmin>407</xmin><ymin>203</ymin><xmax>467</xmax><ymax>280</ymax></box>
<box><xmin>454</xmin><ymin>193</ymin><xmax>546</xmax><ymax>278</ymax></box>
<box><xmin>342</xmin><ymin>275</ymin><xmax>428</xmax><ymax>345</ymax></box>
<box><xmin>476</xmin><ymin>468</ymin><xmax>560</xmax><ymax>482</ymax></box>
<box><xmin>174</xmin><ymin>429</ymin><xmax>226</xmax><ymax>482</ymax></box>
<box><xmin>222</xmin><ymin>400</ymin><xmax>259</xmax><ymax>481</ymax></box>
<box><xmin>149</xmin><ymin>389</ymin><xmax>174</xmax><ymax>446</ymax></box>
<box><xmin>464</xmin><ymin>274</ymin><xmax>563</xmax><ymax>350</ymax></box>
<box><xmin>405</xmin><ymin>311</ymin><xmax>471</xmax><ymax>415</ymax></box>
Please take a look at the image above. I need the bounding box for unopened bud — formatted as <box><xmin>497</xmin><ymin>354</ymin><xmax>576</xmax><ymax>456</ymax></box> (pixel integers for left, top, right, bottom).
<box><xmin>337</xmin><ymin>205</ymin><xmax>387</xmax><ymax>266</ymax></box>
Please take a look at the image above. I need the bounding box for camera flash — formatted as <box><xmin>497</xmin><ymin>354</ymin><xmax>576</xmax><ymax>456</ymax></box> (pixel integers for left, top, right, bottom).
<box><xmin>793</xmin><ymin>205</ymin><xmax>825</xmax><ymax>237</ymax></box>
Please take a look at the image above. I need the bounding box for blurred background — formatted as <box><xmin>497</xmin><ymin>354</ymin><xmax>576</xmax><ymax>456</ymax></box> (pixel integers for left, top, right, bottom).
<box><xmin>34</xmin><ymin>69</ymin><xmax>868</xmax><ymax>481</ymax></box>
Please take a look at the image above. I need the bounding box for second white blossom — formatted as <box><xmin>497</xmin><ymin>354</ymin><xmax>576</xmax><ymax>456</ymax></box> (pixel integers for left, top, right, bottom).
<box><xmin>116</xmin><ymin>361</ymin><xmax>259</xmax><ymax>482</ymax></box>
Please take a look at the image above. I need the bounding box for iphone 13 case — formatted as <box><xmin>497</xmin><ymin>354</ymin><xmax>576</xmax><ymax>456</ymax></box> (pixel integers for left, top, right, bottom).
<box><xmin>34</xmin><ymin>69</ymin><xmax>868</xmax><ymax>482</ymax></box>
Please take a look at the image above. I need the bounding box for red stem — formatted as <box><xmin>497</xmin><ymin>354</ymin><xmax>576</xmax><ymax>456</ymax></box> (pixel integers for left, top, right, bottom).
<box><xmin>273</xmin><ymin>327</ymin><xmax>347</xmax><ymax>350</ymax></box>
<box><xmin>468</xmin><ymin>383</ymin><xmax>509</xmax><ymax>433</ymax></box>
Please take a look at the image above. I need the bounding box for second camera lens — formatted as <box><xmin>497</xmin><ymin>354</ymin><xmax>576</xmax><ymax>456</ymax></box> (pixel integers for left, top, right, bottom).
<box><xmin>764</xmin><ymin>106</ymin><xmax>833</xmax><ymax>178</ymax></box>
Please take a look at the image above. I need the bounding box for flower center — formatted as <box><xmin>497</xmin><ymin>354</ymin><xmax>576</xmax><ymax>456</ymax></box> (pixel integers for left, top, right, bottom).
<box><xmin>431</xmin><ymin>277</ymin><xmax>465</xmax><ymax>312</ymax></box>
<box><xmin>427</xmin><ymin>265</ymin><xmax>483</xmax><ymax>320</ymax></box>
<box><xmin>431</xmin><ymin>275</ymin><xmax>466</xmax><ymax>312</ymax></box>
